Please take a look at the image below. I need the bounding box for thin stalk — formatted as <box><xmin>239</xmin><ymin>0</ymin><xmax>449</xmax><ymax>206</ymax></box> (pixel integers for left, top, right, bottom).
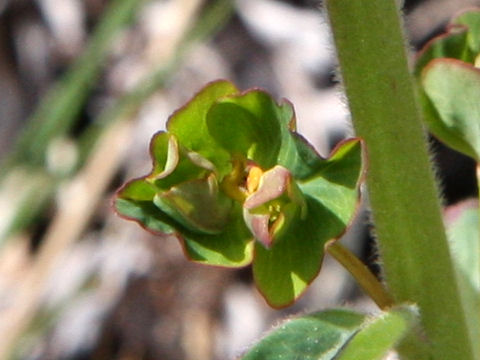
<box><xmin>325</xmin><ymin>240</ymin><xmax>393</xmax><ymax>309</ymax></box>
<box><xmin>326</xmin><ymin>1</ymin><xmax>475</xmax><ymax>359</ymax></box>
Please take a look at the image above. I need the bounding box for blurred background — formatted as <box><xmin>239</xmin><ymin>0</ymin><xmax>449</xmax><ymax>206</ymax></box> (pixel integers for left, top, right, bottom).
<box><xmin>0</xmin><ymin>0</ymin><xmax>479</xmax><ymax>359</ymax></box>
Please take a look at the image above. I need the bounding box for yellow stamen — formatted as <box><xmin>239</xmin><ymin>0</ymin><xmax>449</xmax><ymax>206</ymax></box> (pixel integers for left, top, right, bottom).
<box><xmin>247</xmin><ymin>166</ymin><xmax>264</xmax><ymax>193</ymax></box>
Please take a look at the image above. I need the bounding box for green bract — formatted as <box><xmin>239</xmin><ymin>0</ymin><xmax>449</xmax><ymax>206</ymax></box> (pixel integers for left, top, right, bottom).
<box><xmin>416</xmin><ymin>9</ymin><xmax>480</xmax><ymax>161</ymax></box>
<box><xmin>114</xmin><ymin>80</ymin><xmax>364</xmax><ymax>307</ymax></box>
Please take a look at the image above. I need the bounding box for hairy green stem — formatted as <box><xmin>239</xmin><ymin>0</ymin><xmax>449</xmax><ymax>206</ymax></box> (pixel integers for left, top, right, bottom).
<box><xmin>326</xmin><ymin>241</ymin><xmax>393</xmax><ymax>309</ymax></box>
<box><xmin>326</xmin><ymin>1</ymin><xmax>475</xmax><ymax>359</ymax></box>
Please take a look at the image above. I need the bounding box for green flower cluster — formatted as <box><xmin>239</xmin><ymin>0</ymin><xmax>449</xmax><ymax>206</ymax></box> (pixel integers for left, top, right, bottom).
<box><xmin>115</xmin><ymin>80</ymin><xmax>364</xmax><ymax>307</ymax></box>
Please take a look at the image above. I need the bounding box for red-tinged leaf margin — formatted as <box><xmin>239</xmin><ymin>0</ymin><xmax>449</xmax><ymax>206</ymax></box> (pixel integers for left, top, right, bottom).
<box><xmin>252</xmin><ymin>137</ymin><xmax>366</xmax><ymax>308</ymax></box>
<box><xmin>113</xmin><ymin>80</ymin><xmax>366</xmax><ymax>303</ymax></box>
<box><xmin>415</xmin><ymin>7</ymin><xmax>480</xmax><ymax>75</ymax></box>
<box><xmin>414</xmin><ymin>24</ymin><xmax>470</xmax><ymax>75</ymax></box>
<box><xmin>421</xmin><ymin>58</ymin><xmax>480</xmax><ymax>161</ymax></box>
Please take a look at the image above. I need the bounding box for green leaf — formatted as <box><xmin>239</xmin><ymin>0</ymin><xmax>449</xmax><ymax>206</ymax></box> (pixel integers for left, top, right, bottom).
<box><xmin>253</xmin><ymin>197</ymin><xmax>346</xmax><ymax>307</ymax></box>
<box><xmin>414</xmin><ymin>26</ymin><xmax>471</xmax><ymax>76</ymax></box>
<box><xmin>115</xmin><ymin>131</ymin><xmax>224</xmax><ymax>235</ymax></box>
<box><xmin>180</xmin><ymin>203</ymin><xmax>254</xmax><ymax>267</ymax></box>
<box><xmin>453</xmin><ymin>9</ymin><xmax>480</xmax><ymax>54</ymax></box>
<box><xmin>207</xmin><ymin>90</ymin><xmax>292</xmax><ymax>169</ymax></box>
<box><xmin>252</xmin><ymin>139</ymin><xmax>364</xmax><ymax>307</ymax></box>
<box><xmin>115</xmin><ymin>176</ymin><xmax>185</xmax><ymax>235</ymax></box>
<box><xmin>149</xmin><ymin>132</ymin><xmax>175</xmax><ymax>176</ymax></box>
<box><xmin>153</xmin><ymin>175</ymin><xmax>233</xmax><ymax>234</ymax></box>
<box><xmin>116</xmin><ymin>191</ymin><xmax>254</xmax><ymax>267</ymax></box>
<box><xmin>300</xmin><ymin>138</ymin><xmax>364</xmax><ymax>223</ymax></box>
<box><xmin>241</xmin><ymin>308</ymin><xmax>366</xmax><ymax>360</ymax></box>
<box><xmin>148</xmin><ymin>132</ymin><xmax>209</xmax><ymax>190</ymax></box>
<box><xmin>422</xmin><ymin>59</ymin><xmax>480</xmax><ymax>161</ymax></box>
<box><xmin>242</xmin><ymin>306</ymin><xmax>417</xmax><ymax>360</ymax></box>
<box><xmin>114</xmin><ymin>197</ymin><xmax>177</xmax><ymax>235</ymax></box>
<box><xmin>337</xmin><ymin>305</ymin><xmax>419</xmax><ymax>360</ymax></box>
<box><xmin>117</xmin><ymin>177</ymin><xmax>157</xmax><ymax>201</ymax></box>
<box><xmin>446</xmin><ymin>200</ymin><xmax>480</xmax><ymax>292</ymax></box>
<box><xmin>445</xmin><ymin>199</ymin><xmax>480</xmax><ymax>357</ymax></box>
<box><xmin>166</xmin><ymin>80</ymin><xmax>237</xmax><ymax>176</ymax></box>
<box><xmin>415</xmin><ymin>9</ymin><xmax>480</xmax><ymax>76</ymax></box>
<box><xmin>277</xmin><ymin>132</ymin><xmax>324</xmax><ymax>180</ymax></box>
<box><xmin>117</xmin><ymin>173</ymin><xmax>254</xmax><ymax>267</ymax></box>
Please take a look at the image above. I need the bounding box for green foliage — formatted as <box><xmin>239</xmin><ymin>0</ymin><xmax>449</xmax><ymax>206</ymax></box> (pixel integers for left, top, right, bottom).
<box><xmin>447</xmin><ymin>201</ymin><xmax>480</xmax><ymax>293</ymax></box>
<box><xmin>336</xmin><ymin>306</ymin><xmax>418</xmax><ymax>360</ymax></box>
<box><xmin>241</xmin><ymin>306</ymin><xmax>418</xmax><ymax>360</ymax></box>
<box><xmin>253</xmin><ymin>139</ymin><xmax>364</xmax><ymax>307</ymax></box>
<box><xmin>445</xmin><ymin>200</ymin><xmax>480</xmax><ymax>357</ymax></box>
<box><xmin>242</xmin><ymin>309</ymin><xmax>365</xmax><ymax>360</ymax></box>
<box><xmin>114</xmin><ymin>80</ymin><xmax>364</xmax><ymax>307</ymax></box>
<box><xmin>422</xmin><ymin>60</ymin><xmax>480</xmax><ymax>161</ymax></box>
<box><xmin>416</xmin><ymin>9</ymin><xmax>480</xmax><ymax>161</ymax></box>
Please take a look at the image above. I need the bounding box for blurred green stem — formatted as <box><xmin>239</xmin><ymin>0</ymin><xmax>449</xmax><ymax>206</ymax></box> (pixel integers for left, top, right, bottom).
<box><xmin>3</xmin><ymin>0</ymin><xmax>147</xmax><ymax>171</ymax></box>
<box><xmin>0</xmin><ymin>0</ymin><xmax>146</xmax><ymax>244</ymax></box>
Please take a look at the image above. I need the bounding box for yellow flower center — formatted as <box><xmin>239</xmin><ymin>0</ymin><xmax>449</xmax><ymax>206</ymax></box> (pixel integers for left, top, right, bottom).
<box><xmin>221</xmin><ymin>160</ymin><xmax>264</xmax><ymax>202</ymax></box>
<box><xmin>246</xmin><ymin>166</ymin><xmax>263</xmax><ymax>193</ymax></box>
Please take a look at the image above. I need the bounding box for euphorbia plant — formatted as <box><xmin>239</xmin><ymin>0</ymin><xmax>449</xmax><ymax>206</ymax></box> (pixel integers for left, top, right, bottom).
<box><xmin>114</xmin><ymin>1</ymin><xmax>480</xmax><ymax>359</ymax></box>
<box><xmin>115</xmin><ymin>80</ymin><xmax>365</xmax><ymax>307</ymax></box>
